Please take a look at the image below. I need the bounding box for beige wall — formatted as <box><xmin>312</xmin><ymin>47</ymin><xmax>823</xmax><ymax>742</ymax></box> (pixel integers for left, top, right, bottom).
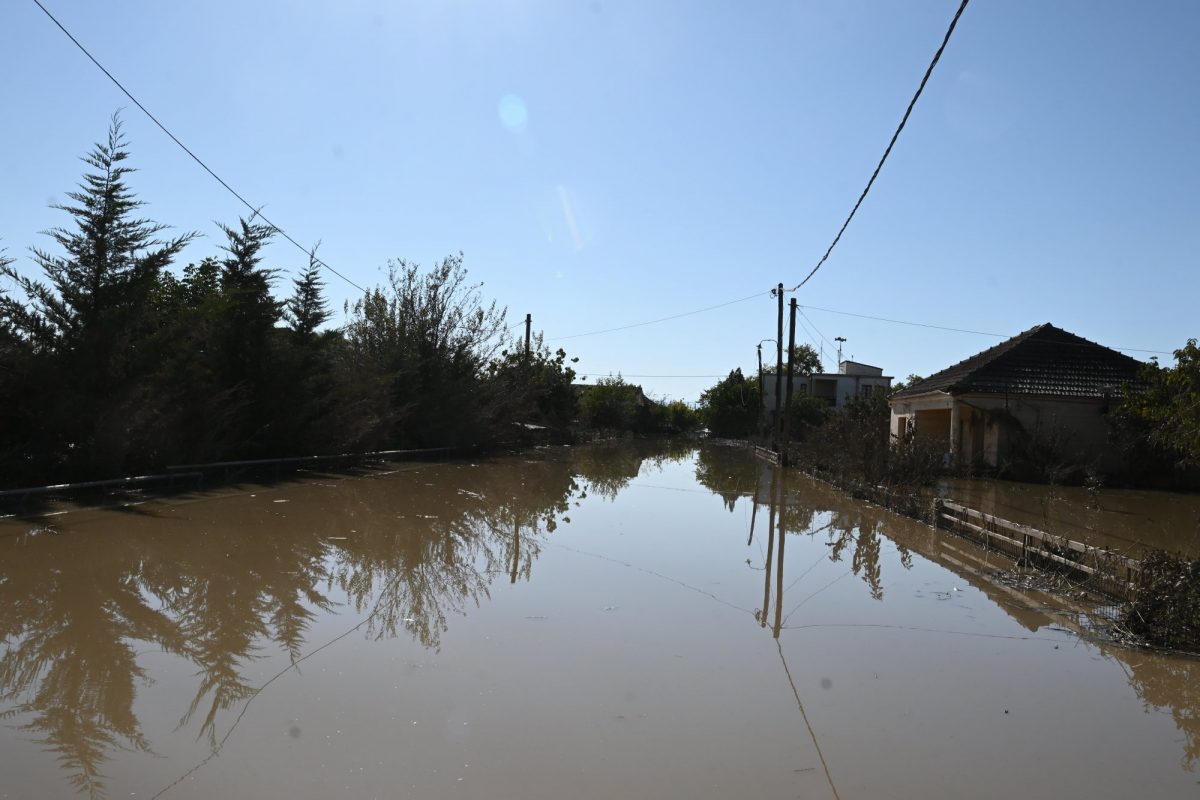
<box><xmin>890</xmin><ymin>392</ymin><xmax>1117</xmax><ymax>471</ymax></box>
<box><xmin>914</xmin><ymin>408</ymin><xmax>952</xmax><ymax>450</ymax></box>
<box><xmin>956</xmin><ymin>394</ymin><xmax>1114</xmax><ymax>471</ymax></box>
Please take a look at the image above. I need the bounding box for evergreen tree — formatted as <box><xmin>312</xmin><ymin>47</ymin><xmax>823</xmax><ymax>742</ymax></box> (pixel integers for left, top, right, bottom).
<box><xmin>217</xmin><ymin>215</ymin><xmax>280</xmax><ymax>387</ymax></box>
<box><xmin>0</xmin><ymin>116</ymin><xmax>194</xmax><ymax>478</ymax></box>
<box><xmin>286</xmin><ymin>246</ymin><xmax>331</xmax><ymax>337</ymax></box>
<box><xmin>1</xmin><ymin>115</ymin><xmax>194</xmax><ymax>381</ymax></box>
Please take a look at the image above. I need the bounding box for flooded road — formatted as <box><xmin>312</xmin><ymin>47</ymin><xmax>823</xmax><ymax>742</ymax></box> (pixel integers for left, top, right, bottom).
<box><xmin>939</xmin><ymin>476</ymin><xmax>1200</xmax><ymax>559</ymax></box>
<box><xmin>1</xmin><ymin>441</ymin><xmax>1197</xmax><ymax>799</ymax></box>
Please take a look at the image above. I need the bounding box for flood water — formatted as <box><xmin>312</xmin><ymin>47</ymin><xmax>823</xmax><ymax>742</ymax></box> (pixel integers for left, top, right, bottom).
<box><xmin>939</xmin><ymin>476</ymin><xmax>1200</xmax><ymax>559</ymax></box>
<box><xmin>1</xmin><ymin>441</ymin><xmax>1197</xmax><ymax>799</ymax></box>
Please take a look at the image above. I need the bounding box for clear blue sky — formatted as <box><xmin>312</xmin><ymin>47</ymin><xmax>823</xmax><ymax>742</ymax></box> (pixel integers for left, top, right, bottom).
<box><xmin>3</xmin><ymin>0</ymin><xmax>1198</xmax><ymax>401</ymax></box>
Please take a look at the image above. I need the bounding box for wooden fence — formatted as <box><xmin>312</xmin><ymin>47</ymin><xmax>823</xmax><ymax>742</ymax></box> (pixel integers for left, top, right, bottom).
<box><xmin>935</xmin><ymin>498</ymin><xmax>1141</xmax><ymax>600</ymax></box>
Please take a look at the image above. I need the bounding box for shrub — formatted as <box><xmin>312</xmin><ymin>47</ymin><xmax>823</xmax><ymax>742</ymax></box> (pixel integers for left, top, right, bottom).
<box><xmin>1124</xmin><ymin>550</ymin><xmax>1200</xmax><ymax>652</ymax></box>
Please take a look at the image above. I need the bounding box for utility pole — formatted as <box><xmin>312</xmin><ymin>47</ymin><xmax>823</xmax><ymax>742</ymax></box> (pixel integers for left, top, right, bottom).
<box><xmin>783</xmin><ymin>298</ymin><xmax>798</xmax><ymax>458</ymax></box>
<box><xmin>524</xmin><ymin>313</ymin><xmax>532</xmax><ymax>360</ymax></box>
<box><xmin>774</xmin><ymin>283</ymin><xmax>784</xmax><ymax>437</ymax></box>
<box><xmin>834</xmin><ymin>336</ymin><xmax>846</xmax><ymax>367</ymax></box>
<box><xmin>757</xmin><ymin>343</ymin><xmax>765</xmax><ymax>430</ymax></box>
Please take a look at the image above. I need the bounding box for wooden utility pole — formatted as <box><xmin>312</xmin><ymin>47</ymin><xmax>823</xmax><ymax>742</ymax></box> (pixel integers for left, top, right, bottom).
<box><xmin>774</xmin><ymin>283</ymin><xmax>784</xmax><ymax>436</ymax></box>
<box><xmin>783</xmin><ymin>298</ymin><xmax>798</xmax><ymax>456</ymax></box>
<box><xmin>524</xmin><ymin>313</ymin><xmax>532</xmax><ymax>359</ymax></box>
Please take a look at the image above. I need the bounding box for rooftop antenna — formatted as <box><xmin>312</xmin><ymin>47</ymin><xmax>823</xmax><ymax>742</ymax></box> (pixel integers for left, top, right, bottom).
<box><xmin>834</xmin><ymin>336</ymin><xmax>847</xmax><ymax>365</ymax></box>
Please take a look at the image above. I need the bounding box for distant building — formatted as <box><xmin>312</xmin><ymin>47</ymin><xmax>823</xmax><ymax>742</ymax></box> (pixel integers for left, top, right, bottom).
<box><xmin>762</xmin><ymin>360</ymin><xmax>892</xmax><ymax>414</ymax></box>
<box><xmin>889</xmin><ymin>323</ymin><xmax>1144</xmax><ymax>471</ymax></box>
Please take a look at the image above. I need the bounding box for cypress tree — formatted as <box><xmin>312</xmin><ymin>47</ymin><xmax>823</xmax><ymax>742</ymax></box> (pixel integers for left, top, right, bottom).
<box><xmin>0</xmin><ymin>115</ymin><xmax>194</xmax><ymax>477</ymax></box>
<box><xmin>285</xmin><ymin>246</ymin><xmax>331</xmax><ymax>338</ymax></box>
<box><xmin>3</xmin><ymin>114</ymin><xmax>194</xmax><ymax>384</ymax></box>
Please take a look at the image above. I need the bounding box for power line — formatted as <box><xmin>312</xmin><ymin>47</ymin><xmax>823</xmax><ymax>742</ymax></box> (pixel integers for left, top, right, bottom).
<box><xmin>798</xmin><ymin>303</ymin><xmax>1174</xmax><ymax>355</ymax></box>
<box><xmin>801</xmin><ymin>303</ymin><xmax>1003</xmax><ymax>337</ymax></box>
<box><xmin>578</xmin><ymin>373</ymin><xmax>727</xmax><ymax>379</ymax></box>
<box><xmin>549</xmin><ymin>290</ymin><xmax>768</xmax><ymax>341</ymax></box>
<box><xmin>793</xmin><ymin>314</ymin><xmax>825</xmax><ymax>358</ymax></box>
<box><xmin>788</xmin><ymin>0</ymin><xmax>971</xmax><ymax>292</ymax></box>
<box><xmin>31</xmin><ymin>0</ymin><xmax>368</xmax><ymax>295</ymax></box>
<box><xmin>797</xmin><ymin>308</ymin><xmax>837</xmax><ymax>354</ymax></box>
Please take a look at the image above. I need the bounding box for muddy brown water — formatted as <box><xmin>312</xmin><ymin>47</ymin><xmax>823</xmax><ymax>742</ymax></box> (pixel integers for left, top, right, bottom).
<box><xmin>938</xmin><ymin>476</ymin><xmax>1200</xmax><ymax>559</ymax></box>
<box><xmin>1</xmin><ymin>441</ymin><xmax>1197</xmax><ymax>799</ymax></box>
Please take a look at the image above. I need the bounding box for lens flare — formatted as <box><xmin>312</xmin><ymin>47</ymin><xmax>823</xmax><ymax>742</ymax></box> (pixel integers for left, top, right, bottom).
<box><xmin>498</xmin><ymin>94</ymin><xmax>528</xmax><ymax>132</ymax></box>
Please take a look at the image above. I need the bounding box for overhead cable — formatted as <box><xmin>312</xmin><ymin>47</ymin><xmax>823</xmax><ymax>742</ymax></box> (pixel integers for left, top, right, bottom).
<box><xmin>550</xmin><ymin>290</ymin><xmax>768</xmax><ymax>341</ymax></box>
<box><xmin>578</xmin><ymin>373</ymin><xmax>727</xmax><ymax>379</ymax></box>
<box><xmin>32</xmin><ymin>0</ymin><xmax>368</xmax><ymax>295</ymax></box>
<box><xmin>787</xmin><ymin>0</ymin><xmax>971</xmax><ymax>292</ymax></box>
<box><xmin>798</xmin><ymin>304</ymin><xmax>1173</xmax><ymax>355</ymax></box>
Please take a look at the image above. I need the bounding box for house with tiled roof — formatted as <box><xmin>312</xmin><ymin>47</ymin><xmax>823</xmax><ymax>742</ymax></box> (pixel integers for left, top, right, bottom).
<box><xmin>889</xmin><ymin>324</ymin><xmax>1144</xmax><ymax>471</ymax></box>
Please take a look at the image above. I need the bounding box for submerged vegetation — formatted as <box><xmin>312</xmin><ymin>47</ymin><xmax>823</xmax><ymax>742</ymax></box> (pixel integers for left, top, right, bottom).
<box><xmin>0</xmin><ymin>116</ymin><xmax>695</xmax><ymax>489</ymax></box>
<box><xmin>1123</xmin><ymin>551</ymin><xmax>1200</xmax><ymax>653</ymax></box>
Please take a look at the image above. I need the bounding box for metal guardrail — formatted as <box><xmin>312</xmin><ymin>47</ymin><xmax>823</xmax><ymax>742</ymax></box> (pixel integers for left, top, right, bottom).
<box><xmin>0</xmin><ymin>472</ymin><xmax>203</xmax><ymax>500</ymax></box>
<box><xmin>164</xmin><ymin>446</ymin><xmax>456</xmax><ymax>472</ymax></box>
<box><xmin>0</xmin><ymin>446</ymin><xmax>466</xmax><ymax>511</ymax></box>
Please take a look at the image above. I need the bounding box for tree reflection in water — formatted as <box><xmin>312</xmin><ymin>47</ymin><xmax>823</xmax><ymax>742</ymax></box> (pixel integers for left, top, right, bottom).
<box><xmin>1</xmin><ymin>442</ymin><xmax>1197</xmax><ymax>797</ymax></box>
<box><xmin>572</xmin><ymin>438</ymin><xmax>695</xmax><ymax>501</ymax></box>
<box><xmin>0</xmin><ymin>453</ymin><xmax>582</xmax><ymax>799</ymax></box>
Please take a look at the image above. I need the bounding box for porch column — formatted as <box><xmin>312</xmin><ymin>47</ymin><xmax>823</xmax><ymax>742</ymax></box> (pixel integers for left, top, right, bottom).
<box><xmin>949</xmin><ymin>401</ymin><xmax>961</xmax><ymax>464</ymax></box>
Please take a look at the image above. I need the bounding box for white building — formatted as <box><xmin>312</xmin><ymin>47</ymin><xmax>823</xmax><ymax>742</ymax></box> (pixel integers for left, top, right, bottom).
<box><xmin>762</xmin><ymin>360</ymin><xmax>892</xmax><ymax>415</ymax></box>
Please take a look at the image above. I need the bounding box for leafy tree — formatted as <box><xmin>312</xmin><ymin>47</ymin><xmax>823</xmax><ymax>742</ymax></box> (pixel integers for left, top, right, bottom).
<box><xmin>579</xmin><ymin>375</ymin><xmax>641</xmax><ymax>430</ymax></box>
<box><xmin>698</xmin><ymin>369</ymin><xmax>760</xmax><ymax>437</ymax></box>
<box><xmin>484</xmin><ymin>335</ymin><xmax>579</xmax><ymax>432</ymax></box>
<box><xmin>1113</xmin><ymin>340</ymin><xmax>1200</xmax><ymax>469</ymax></box>
<box><xmin>763</xmin><ymin>343</ymin><xmax>822</xmax><ymax>375</ymax></box>
<box><xmin>891</xmin><ymin>373</ymin><xmax>924</xmax><ymax>394</ymax></box>
<box><xmin>663</xmin><ymin>400</ymin><xmax>700</xmax><ymax>433</ymax></box>
<box><xmin>342</xmin><ymin>254</ymin><xmax>507</xmax><ymax>447</ymax></box>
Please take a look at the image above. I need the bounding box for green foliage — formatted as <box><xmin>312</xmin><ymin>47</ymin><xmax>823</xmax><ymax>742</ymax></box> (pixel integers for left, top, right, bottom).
<box><xmin>698</xmin><ymin>369</ymin><xmax>760</xmax><ymax>438</ymax></box>
<box><xmin>1</xmin><ymin>115</ymin><xmax>195</xmax><ymax>360</ymax></box>
<box><xmin>662</xmin><ymin>400</ymin><xmax>701</xmax><ymax>433</ymax></box>
<box><xmin>763</xmin><ymin>343</ymin><xmax>822</xmax><ymax>375</ymax></box>
<box><xmin>286</xmin><ymin>247</ymin><xmax>332</xmax><ymax>338</ymax></box>
<box><xmin>891</xmin><ymin>374</ymin><xmax>924</xmax><ymax>394</ymax></box>
<box><xmin>1113</xmin><ymin>340</ymin><xmax>1200</xmax><ymax>469</ymax></box>
<box><xmin>785</xmin><ymin>394</ymin><xmax>831</xmax><ymax>439</ymax></box>
<box><xmin>791</xmin><ymin>391</ymin><xmax>942</xmax><ymax>512</ymax></box>
<box><xmin>0</xmin><ymin>115</ymin><xmax>196</xmax><ymax>476</ymax></box>
<box><xmin>342</xmin><ymin>254</ymin><xmax>507</xmax><ymax>447</ymax></box>
<box><xmin>0</xmin><ymin>116</ymin><xmax>602</xmax><ymax>487</ymax></box>
<box><xmin>484</xmin><ymin>337</ymin><xmax>579</xmax><ymax>431</ymax></box>
<box><xmin>579</xmin><ymin>375</ymin><xmax>642</xmax><ymax>430</ymax></box>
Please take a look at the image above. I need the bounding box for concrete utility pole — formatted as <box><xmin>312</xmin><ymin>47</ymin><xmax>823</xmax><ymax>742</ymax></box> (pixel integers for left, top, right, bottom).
<box><xmin>757</xmin><ymin>343</ymin><xmax>764</xmax><ymax>408</ymax></box>
<box><xmin>775</xmin><ymin>283</ymin><xmax>784</xmax><ymax>435</ymax></box>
